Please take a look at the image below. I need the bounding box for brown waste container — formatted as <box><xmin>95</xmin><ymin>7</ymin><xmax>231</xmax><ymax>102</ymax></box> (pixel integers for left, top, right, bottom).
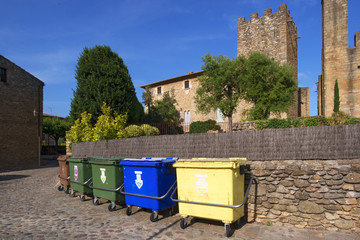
<box><xmin>57</xmin><ymin>155</ymin><xmax>70</xmax><ymax>194</ymax></box>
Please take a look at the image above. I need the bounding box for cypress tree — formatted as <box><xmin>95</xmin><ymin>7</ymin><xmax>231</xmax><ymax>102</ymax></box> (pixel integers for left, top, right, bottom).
<box><xmin>70</xmin><ymin>45</ymin><xmax>143</xmax><ymax>123</ymax></box>
<box><xmin>333</xmin><ymin>79</ymin><xmax>340</xmax><ymax>113</ymax></box>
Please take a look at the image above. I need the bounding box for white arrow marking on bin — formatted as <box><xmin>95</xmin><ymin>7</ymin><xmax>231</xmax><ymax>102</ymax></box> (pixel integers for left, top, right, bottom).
<box><xmin>135</xmin><ymin>171</ymin><xmax>143</xmax><ymax>189</ymax></box>
<box><xmin>196</xmin><ymin>174</ymin><xmax>208</xmax><ymax>196</ymax></box>
<box><xmin>100</xmin><ymin>168</ymin><xmax>106</xmax><ymax>184</ymax></box>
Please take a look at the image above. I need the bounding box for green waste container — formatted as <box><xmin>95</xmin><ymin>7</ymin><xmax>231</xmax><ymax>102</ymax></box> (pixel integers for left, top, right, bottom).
<box><xmin>88</xmin><ymin>157</ymin><xmax>125</xmax><ymax>211</ymax></box>
<box><xmin>68</xmin><ymin>156</ymin><xmax>93</xmax><ymax>201</ymax></box>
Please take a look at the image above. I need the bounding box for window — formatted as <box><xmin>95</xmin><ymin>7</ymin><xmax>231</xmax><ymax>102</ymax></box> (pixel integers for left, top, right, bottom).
<box><xmin>0</xmin><ymin>68</ymin><xmax>7</xmax><ymax>83</ymax></box>
<box><xmin>157</xmin><ymin>87</ymin><xmax>162</xmax><ymax>94</ymax></box>
<box><xmin>216</xmin><ymin>108</ymin><xmax>225</xmax><ymax>123</ymax></box>
<box><xmin>184</xmin><ymin>80</ymin><xmax>190</xmax><ymax>89</ymax></box>
<box><xmin>184</xmin><ymin>111</ymin><xmax>191</xmax><ymax>125</ymax></box>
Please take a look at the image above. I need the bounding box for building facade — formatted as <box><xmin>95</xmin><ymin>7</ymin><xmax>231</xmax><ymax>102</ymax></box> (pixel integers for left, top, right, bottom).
<box><xmin>0</xmin><ymin>55</ymin><xmax>44</xmax><ymax>170</ymax></box>
<box><xmin>141</xmin><ymin>4</ymin><xmax>309</xmax><ymax>130</ymax></box>
<box><xmin>318</xmin><ymin>0</ymin><xmax>360</xmax><ymax>117</ymax></box>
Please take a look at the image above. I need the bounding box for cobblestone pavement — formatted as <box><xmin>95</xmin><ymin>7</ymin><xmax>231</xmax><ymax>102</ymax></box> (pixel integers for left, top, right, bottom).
<box><xmin>0</xmin><ymin>161</ymin><xmax>359</xmax><ymax>240</ymax></box>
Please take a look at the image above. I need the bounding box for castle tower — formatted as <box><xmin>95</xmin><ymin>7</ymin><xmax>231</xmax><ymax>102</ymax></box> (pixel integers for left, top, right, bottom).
<box><xmin>237</xmin><ymin>4</ymin><xmax>309</xmax><ymax>117</ymax></box>
<box><xmin>318</xmin><ymin>0</ymin><xmax>360</xmax><ymax>117</ymax></box>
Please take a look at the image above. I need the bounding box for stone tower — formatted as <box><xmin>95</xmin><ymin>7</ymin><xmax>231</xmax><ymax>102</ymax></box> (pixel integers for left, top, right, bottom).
<box><xmin>237</xmin><ymin>4</ymin><xmax>309</xmax><ymax>117</ymax></box>
<box><xmin>318</xmin><ymin>0</ymin><xmax>360</xmax><ymax>117</ymax></box>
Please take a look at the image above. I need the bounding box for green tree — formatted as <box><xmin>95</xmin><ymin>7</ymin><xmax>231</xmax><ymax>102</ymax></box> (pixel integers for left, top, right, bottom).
<box><xmin>70</xmin><ymin>45</ymin><xmax>143</xmax><ymax>123</ymax></box>
<box><xmin>333</xmin><ymin>79</ymin><xmax>340</xmax><ymax>113</ymax></box>
<box><xmin>43</xmin><ymin>117</ymin><xmax>71</xmax><ymax>154</ymax></box>
<box><xmin>195</xmin><ymin>53</ymin><xmax>246</xmax><ymax>132</ymax></box>
<box><xmin>150</xmin><ymin>90</ymin><xmax>180</xmax><ymax>125</ymax></box>
<box><xmin>241</xmin><ymin>52</ymin><xmax>297</xmax><ymax>120</ymax></box>
<box><xmin>142</xmin><ymin>87</ymin><xmax>153</xmax><ymax>112</ymax></box>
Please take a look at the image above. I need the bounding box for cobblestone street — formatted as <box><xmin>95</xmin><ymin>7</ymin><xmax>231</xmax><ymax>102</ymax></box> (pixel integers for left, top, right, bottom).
<box><xmin>0</xmin><ymin>161</ymin><xmax>359</xmax><ymax>240</ymax></box>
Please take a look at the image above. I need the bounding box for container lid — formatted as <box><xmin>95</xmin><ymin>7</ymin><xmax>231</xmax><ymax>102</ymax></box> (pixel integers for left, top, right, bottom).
<box><xmin>173</xmin><ymin>158</ymin><xmax>247</xmax><ymax>169</ymax></box>
<box><xmin>88</xmin><ymin>157</ymin><xmax>123</xmax><ymax>165</ymax></box>
<box><xmin>120</xmin><ymin>157</ymin><xmax>178</xmax><ymax>167</ymax></box>
<box><xmin>67</xmin><ymin>156</ymin><xmax>89</xmax><ymax>163</ymax></box>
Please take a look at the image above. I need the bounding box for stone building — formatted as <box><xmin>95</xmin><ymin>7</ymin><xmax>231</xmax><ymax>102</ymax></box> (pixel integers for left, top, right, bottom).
<box><xmin>237</xmin><ymin>4</ymin><xmax>309</xmax><ymax>118</ymax></box>
<box><xmin>318</xmin><ymin>0</ymin><xmax>360</xmax><ymax>117</ymax></box>
<box><xmin>0</xmin><ymin>55</ymin><xmax>44</xmax><ymax>170</ymax></box>
<box><xmin>141</xmin><ymin>4</ymin><xmax>309</xmax><ymax>130</ymax></box>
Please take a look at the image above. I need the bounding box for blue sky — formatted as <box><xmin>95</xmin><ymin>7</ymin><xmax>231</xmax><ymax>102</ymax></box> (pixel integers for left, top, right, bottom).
<box><xmin>1</xmin><ymin>0</ymin><xmax>359</xmax><ymax>117</ymax></box>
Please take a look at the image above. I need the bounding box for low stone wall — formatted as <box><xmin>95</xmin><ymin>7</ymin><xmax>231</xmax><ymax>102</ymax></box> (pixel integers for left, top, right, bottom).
<box><xmin>246</xmin><ymin>159</ymin><xmax>360</xmax><ymax>233</ymax></box>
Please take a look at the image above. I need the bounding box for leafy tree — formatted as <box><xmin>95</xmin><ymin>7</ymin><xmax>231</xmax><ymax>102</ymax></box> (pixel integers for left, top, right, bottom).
<box><xmin>148</xmin><ymin>90</ymin><xmax>180</xmax><ymax>125</ymax></box>
<box><xmin>333</xmin><ymin>79</ymin><xmax>340</xmax><ymax>113</ymax></box>
<box><xmin>43</xmin><ymin>117</ymin><xmax>71</xmax><ymax>154</ymax></box>
<box><xmin>70</xmin><ymin>45</ymin><xmax>143</xmax><ymax>123</ymax></box>
<box><xmin>241</xmin><ymin>52</ymin><xmax>297</xmax><ymax>120</ymax></box>
<box><xmin>195</xmin><ymin>53</ymin><xmax>246</xmax><ymax>132</ymax></box>
<box><xmin>142</xmin><ymin>87</ymin><xmax>153</xmax><ymax>112</ymax></box>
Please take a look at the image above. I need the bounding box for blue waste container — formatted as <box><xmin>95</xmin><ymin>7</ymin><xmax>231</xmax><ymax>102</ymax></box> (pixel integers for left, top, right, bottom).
<box><xmin>120</xmin><ymin>157</ymin><xmax>178</xmax><ymax>222</ymax></box>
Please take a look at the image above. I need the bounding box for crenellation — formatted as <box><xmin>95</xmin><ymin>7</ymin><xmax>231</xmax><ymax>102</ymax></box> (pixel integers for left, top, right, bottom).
<box><xmin>250</xmin><ymin>12</ymin><xmax>258</xmax><ymax>20</ymax></box>
<box><xmin>264</xmin><ymin>8</ymin><xmax>272</xmax><ymax>16</ymax></box>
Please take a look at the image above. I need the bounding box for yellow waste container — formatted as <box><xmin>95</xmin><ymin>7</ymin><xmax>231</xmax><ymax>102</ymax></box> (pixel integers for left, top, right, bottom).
<box><xmin>171</xmin><ymin>158</ymin><xmax>253</xmax><ymax>237</ymax></box>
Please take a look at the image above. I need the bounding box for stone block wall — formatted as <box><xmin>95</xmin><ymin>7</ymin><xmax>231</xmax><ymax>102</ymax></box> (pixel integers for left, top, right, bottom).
<box><xmin>71</xmin><ymin>125</ymin><xmax>360</xmax><ymax>233</ymax></box>
<box><xmin>0</xmin><ymin>55</ymin><xmax>44</xmax><ymax>170</ymax></box>
<box><xmin>319</xmin><ymin>0</ymin><xmax>360</xmax><ymax>117</ymax></box>
<box><xmin>246</xmin><ymin>159</ymin><xmax>360</xmax><ymax>233</ymax></box>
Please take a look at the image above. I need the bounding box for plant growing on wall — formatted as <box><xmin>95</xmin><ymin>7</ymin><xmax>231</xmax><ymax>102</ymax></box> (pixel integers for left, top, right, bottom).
<box><xmin>195</xmin><ymin>53</ymin><xmax>246</xmax><ymax>132</ymax></box>
<box><xmin>333</xmin><ymin>79</ymin><xmax>340</xmax><ymax>113</ymax></box>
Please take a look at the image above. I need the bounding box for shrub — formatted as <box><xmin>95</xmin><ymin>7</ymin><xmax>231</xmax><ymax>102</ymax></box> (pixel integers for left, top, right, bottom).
<box><xmin>189</xmin><ymin>120</ymin><xmax>221</xmax><ymax>133</ymax></box>
<box><xmin>264</xmin><ymin>118</ymin><xmax>292</xmax><ymax>129</ymax></box>
<box><xmin>344</xmin><ymin>118</ymin><xmax>360</xmax><ymax>125</ymax></box>
<box><xmin>303</xmin><ymin>117</ymin><xmax>328</xmax><ymax>127</ymax></box>
<box><xmin>141</xmin><ymin>124</ymin><xmax>160</xmax><ymax>136</ymax></box>
<box><xmin>255</xmin><ymin>120</ymin><xmax>266</xmax><ymax>130</ymax></box>
<box><xmin>125</xmin><ymin>125</ymin><xmax>145</xmax><ymax>137</ymax></box>
<box><xmin>328</xmin><ymin>111</ymin><xmax>349</xmax><ymax>126</ymax></box>
<box><xmin>291</xmin><ymin>118</ymin><xmax>303</xmax><ymax>128</ymax></box>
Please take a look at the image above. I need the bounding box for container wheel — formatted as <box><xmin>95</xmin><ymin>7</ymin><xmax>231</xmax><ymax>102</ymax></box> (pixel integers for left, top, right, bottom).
<box><xmin>58</xmin><ymin>185</ymin><xmax>64</xmax><ymax>191</ymax></box>
<box><xmin>79</xmin><ymin>195</ymin><xmax>86</xmax><ymax>201</ymax></box>
<box><xmin>180</xmin><ymin>217</ymin><xmax>188</xmax><ymax>229</ymax></box>
<box><xmin>69</xmin><ymin>191</ymin><xmax>76</xmax><ymax>197</ymax></box>
<box><xmin>225</xmin><ymin>224</ymin><xmax>231</xmax><ymax>237</ymax></box>
<box><xmin>64</xmin><ymin>188</ymin><xmax>70</xmax><ymax>194</ymax></box>
<box><xmin>93</xmin><ymin>198</ymin><xmax>99</xmax><ymax>206</ymax></box>
<box><xmin>150</xmin><ymin>211</ymin><xmax>158</xmax><ymax>222</ymax></box>
<box><xmin>126</xmin><ymin>206</ymin><xmax>132</xmax><ymax>216</ymax></box>
<box><xmin>108</xmin><ymin>203</ymin><xmax>116</xmax><ymax>212</ymax></box>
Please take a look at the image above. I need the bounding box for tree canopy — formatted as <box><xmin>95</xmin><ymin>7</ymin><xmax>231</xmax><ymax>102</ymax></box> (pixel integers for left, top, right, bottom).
<box><xmin>43</xmin><ymin>117</ymin><xmax>71</xmax><ymax>153</ymax></box>
<box><xmin>195</xmin><ymin>53</ymin><xmax>246</xmax><ymax>132</ymax></box>
<box><xmin>241</xmin><ymin>52</ymin><xmax>297</xmax><ymax>120</ymax></box>
<box><xmin>194</xmin><ymin>52</ymin><xmax>297</xmax><ymax>131</ymax></box>
<box><xmin>70</xmin><ymin>45</ymin><xmax>143</xmax><ymax>123</ymax></box>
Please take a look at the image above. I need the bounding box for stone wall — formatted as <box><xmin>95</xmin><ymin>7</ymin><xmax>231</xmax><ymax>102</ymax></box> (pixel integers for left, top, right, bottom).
<box><xmin>247</xmin><ymin>159</ymin><xmax>360</xmax><ymax>233</ymax></box>
<box><xmin>318</xmin><ymin>0</ymin><xmax>360</xmax><ymax>117</ymax></box>
<box><xmin>71</xmin><ymin>125</ymin><xmax>360</xmax><ymax>233</ymax></box>
<box><xmin>0</xmin><ymin>55</ymin><xmax>44</xmax><ymax>170</ymax></box>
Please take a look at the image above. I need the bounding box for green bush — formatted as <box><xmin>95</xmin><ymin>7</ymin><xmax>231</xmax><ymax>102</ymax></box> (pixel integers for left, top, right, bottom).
<box><xmin>255</xmin><ymin>120</ymin><xmax>266</xmax><ymax>130</ymax></box>
<box><xmin>344</xmin><ymin>118</ymin><xmax>360</xmax><ymax>125</ymax></box>
<box><xmin>304</xmin><ymin>117</ymin><xmax>328</xmax><ymax>127</ymax></box>
<box><xmin>189</xmin><ymin>120</ymin><xmax>221</xmax><ymax>133</ymax></box>
<box><xmin>291</xmin><ymin>118</ymin><xmax>303</xmax><ymax>128</ymax></box>
<box><xmin>125</xmin><ymin>125</ymin><xmax>145</xmax><ymax>137</ymax></box>
<box><xmin>140</xmin><ymin>124</ymin><xmax>160</xmax><ymax>136</ymax></box>
<box><xmin>265</xmin><ymin>118</ymin><xmax>292</xmax><ymax>129</ymax></box>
